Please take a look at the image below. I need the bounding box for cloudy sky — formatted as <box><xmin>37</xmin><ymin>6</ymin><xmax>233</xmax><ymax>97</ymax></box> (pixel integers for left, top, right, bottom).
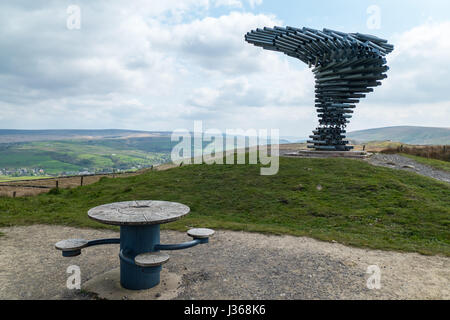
<box><xmin>1</xmin><ymin>0</ymin><xmax>449</xmax><ymax>137</ymax></box>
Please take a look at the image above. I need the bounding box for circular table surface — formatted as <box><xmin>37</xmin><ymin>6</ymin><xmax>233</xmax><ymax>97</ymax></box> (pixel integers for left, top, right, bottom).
<box><xmin>87</xmin><ymin>200</ymin><xmax>190</xmax><ymax>226</ymax></box>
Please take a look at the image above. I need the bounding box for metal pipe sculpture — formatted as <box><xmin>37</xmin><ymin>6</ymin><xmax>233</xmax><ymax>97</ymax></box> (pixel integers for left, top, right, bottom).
<box><xmin>245</xmin><ymin>26</ymin><xmax>394</xmax><ymax>151</ymax></box>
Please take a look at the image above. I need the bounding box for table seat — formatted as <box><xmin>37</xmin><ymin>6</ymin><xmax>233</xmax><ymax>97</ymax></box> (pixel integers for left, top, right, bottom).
<box><xmin>55</xmin><ymin>239</ymin><xmax>88</xmax><ymax>251</ymax></box>
<box><xmin>187</xmin><ymin>228</ymin><xmax>215</xmax><ymax>239</ymax></box>
<box><xmin>135</xmin><ymin>252</ymin><xmax>170</xmax><ymax>267</ymax></box>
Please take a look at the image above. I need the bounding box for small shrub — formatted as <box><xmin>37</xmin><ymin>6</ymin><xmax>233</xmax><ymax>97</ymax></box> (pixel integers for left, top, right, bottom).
<box><xmin>99</xmin><ymin>176</ymin><xmax>110</xmax><ymax>183</ymax></box>
<box><xmin>123</xmin><ymin>187</ymin><xmax>133</xmax><ymax>193</ymax></box>
<box><xmin>48</xmin><ymin>187</ymin><xmax>61</xmax><ymax>195</ymax></box>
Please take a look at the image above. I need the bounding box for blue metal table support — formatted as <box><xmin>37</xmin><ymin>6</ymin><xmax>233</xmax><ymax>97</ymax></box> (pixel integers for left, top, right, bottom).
<box><xmin>155</xmin><ymin>237</ymin><xmax>208</xmax><ymax>251</ymax></box>
<box><xmin>119</xmin><ymin>225</ymin><xmax>209</xmax><ymax>290</ymax></box>
<box><xmin>119</xmin><ymin>224</ymin><xmax>161</xmax><ymax>290</ymax></box>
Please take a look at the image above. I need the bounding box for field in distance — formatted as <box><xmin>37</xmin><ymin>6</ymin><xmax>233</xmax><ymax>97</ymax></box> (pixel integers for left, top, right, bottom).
<box><xmin>0</xmin><ymin>137</ymin><xmax>174</xmax><ymax>177</ymax></box>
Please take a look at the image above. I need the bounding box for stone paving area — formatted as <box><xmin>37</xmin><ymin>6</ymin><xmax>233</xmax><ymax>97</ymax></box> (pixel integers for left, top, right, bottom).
<box><xmin>0</xmin><ymin>225</ymin><xmax>448</xmax><ymax>300</ymax></box>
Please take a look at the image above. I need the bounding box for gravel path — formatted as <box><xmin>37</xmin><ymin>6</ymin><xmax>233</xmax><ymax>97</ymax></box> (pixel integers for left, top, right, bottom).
<box><xmin>0</xmin><ymin>225</ymin><xmax>448</xmax><ymax>300</ymax></box>
<box><xmin>365</xmin><ymin>153</ymin><xmax>450</xmax><ymax>183</ymax></box>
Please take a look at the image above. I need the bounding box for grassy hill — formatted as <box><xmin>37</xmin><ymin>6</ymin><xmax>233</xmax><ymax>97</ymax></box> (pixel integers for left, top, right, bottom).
<box><xmin>0</xmin><ymin>139</ymin><xmax>171</xmax><ymax>175</ymax></box>
<box><xmin>0</xmin><ymin>156</ymin><xmax>448</xmax><ymax>256</ymax></box>
<box><xmin>347</xmin><ymin>126</ymin><xmax>450</xmax><ymax>145</ymax></box>
<box><xmin>0</xmin><ymin>132</ymin><xmax>259</xmax><ymax>177</ymax></box>
<box><xmin>0</xmin><ymin>130</ymin><xmax>176</xmax><ymax>177</ymax></box>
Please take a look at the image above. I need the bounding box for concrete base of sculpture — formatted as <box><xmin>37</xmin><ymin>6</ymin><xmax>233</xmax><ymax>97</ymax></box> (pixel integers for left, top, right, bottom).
<box><xmin>283</xmin><ymin>150</ymin><xmax>371</xmax><ymax>159</ymax></box>
<box><xmin>82</xmin><ymin>268</ymin><xmax>182</xmax><ymax>300</ymax></box>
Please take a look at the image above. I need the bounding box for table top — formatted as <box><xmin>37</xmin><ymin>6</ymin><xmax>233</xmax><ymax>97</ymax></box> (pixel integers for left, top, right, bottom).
<box><xmin>87</xmin><ymin>200</ymin><xmax>190</xmax><ymax>226</ymax></box>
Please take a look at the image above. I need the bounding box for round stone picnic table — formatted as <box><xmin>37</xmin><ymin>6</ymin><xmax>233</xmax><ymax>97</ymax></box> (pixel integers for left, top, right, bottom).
<box><xmin>87</xmin><ymin>200</ymin><xmax>190</xmax><ymax>226</ymax></box>
<box><xmin>87</xmin><ymin>200</ymin><xmax>191</xmax><ymax>290</ymax></box>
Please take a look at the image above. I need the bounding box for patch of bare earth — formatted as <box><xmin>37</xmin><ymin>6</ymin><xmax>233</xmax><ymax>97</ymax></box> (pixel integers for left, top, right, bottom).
<box><xmin>0</xmin><ymin>225</ymin><xmax>448</xmax><ymax>300</ymax></box>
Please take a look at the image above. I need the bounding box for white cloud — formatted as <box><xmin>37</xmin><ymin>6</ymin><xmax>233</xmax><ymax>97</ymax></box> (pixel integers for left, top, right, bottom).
<box><xmin>0</xmin><ymin>2</ymin><xmax>448</xmax><ymax>136</ymax></box>
<box><xmin>189</xmin><ymin>87</ymin><xmax>222</xmax><ymax>108</ymax></box>
<box><xmin>358</xmin><ymin>21</ymin><xmax>450</xmax><ymax>129</ymax></box>
<box><xmin>145</xmin><ymin>11</ymin><xmax>281</xmax><ymax>75</ymax></box>
<box><xmin>212</xmin><ymin>0</ymin><xmax>262</xmax><ymax>9</ymax></box>
<box><xmin>377</xmin><ymin>21</ymin><xmax>450</xmax><ymax>103</ymax></box>
<box><xmin>214</xmin><ymin>0</ymin><xmax>243</xmax><ymax>8</ymax></box>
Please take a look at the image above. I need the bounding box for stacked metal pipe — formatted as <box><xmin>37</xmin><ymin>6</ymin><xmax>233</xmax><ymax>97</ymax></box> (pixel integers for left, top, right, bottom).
<box><xmin>245</xmin><ymin>26</ymin><xmax>394</xmax><ymax>151</ymax></box>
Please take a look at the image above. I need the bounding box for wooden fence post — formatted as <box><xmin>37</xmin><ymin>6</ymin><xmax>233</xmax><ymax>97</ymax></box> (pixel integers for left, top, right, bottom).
<box><xmin>56</xmin><ymin>180</ymin><xmax>59</xmax><ymax>189</ymax></box>
<box><xmin>13</xmin><ymin>191</ymin><xmax>16</xmax><ymax>198</ymax></box>
<box><xmin>81</xmin><ymin>176</ymin><xmax>84</xmax><ymax>186</ymax></box>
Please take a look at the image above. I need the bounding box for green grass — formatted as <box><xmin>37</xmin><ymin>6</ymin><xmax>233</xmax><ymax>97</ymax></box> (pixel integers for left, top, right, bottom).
<box><xmin>0</xmin><ymin>156</ymin><xmax>448</xmax><ymax>256</ymax></box>
<box><xmin>400</xmin><ymin>153</ymin><xmax>450</xmax><ymax>172</ymax></box>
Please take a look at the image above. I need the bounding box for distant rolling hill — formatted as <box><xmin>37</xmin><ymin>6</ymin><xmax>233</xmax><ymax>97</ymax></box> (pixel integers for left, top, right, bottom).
<box><xmin>347</xmin><ymin>126</ymin><xmax>450</xmax><ymax>145</ymax></box>
<box><xmin>0</xmin><ymin>130</ymin><xmax>175</xmax><ymax>176</ymax></box>
<box><xmin>0</xmin><ymin>129</ymin><xmax>170</xmax><ymax>143</ymax></box>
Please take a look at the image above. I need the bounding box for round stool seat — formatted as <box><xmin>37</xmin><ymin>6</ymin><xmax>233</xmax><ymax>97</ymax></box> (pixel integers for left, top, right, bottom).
<box><xmin>135</xmin><ymin>252</ymin><xmax>170</xmax><ymax>267</ymax></box>
<box><xmin>55</xmin><ymin>239</ymin><xmax>88</xmax><ymax>251</ymax></box>
<box><xmin>187</xmin><ymin>228</ymin><xmax>215</xmax><ymax>239</ymax></box>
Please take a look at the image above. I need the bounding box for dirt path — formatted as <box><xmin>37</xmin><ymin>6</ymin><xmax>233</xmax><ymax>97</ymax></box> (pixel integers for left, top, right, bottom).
<box><xmin>0</xmin><ymin>225</ymin><xmax>448</xmax><ymax>300</ymax></box>
<box><xmin>365</xmin><ymin>153</ymin><xmax>450</xmax><ymax>183</ymax></box>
